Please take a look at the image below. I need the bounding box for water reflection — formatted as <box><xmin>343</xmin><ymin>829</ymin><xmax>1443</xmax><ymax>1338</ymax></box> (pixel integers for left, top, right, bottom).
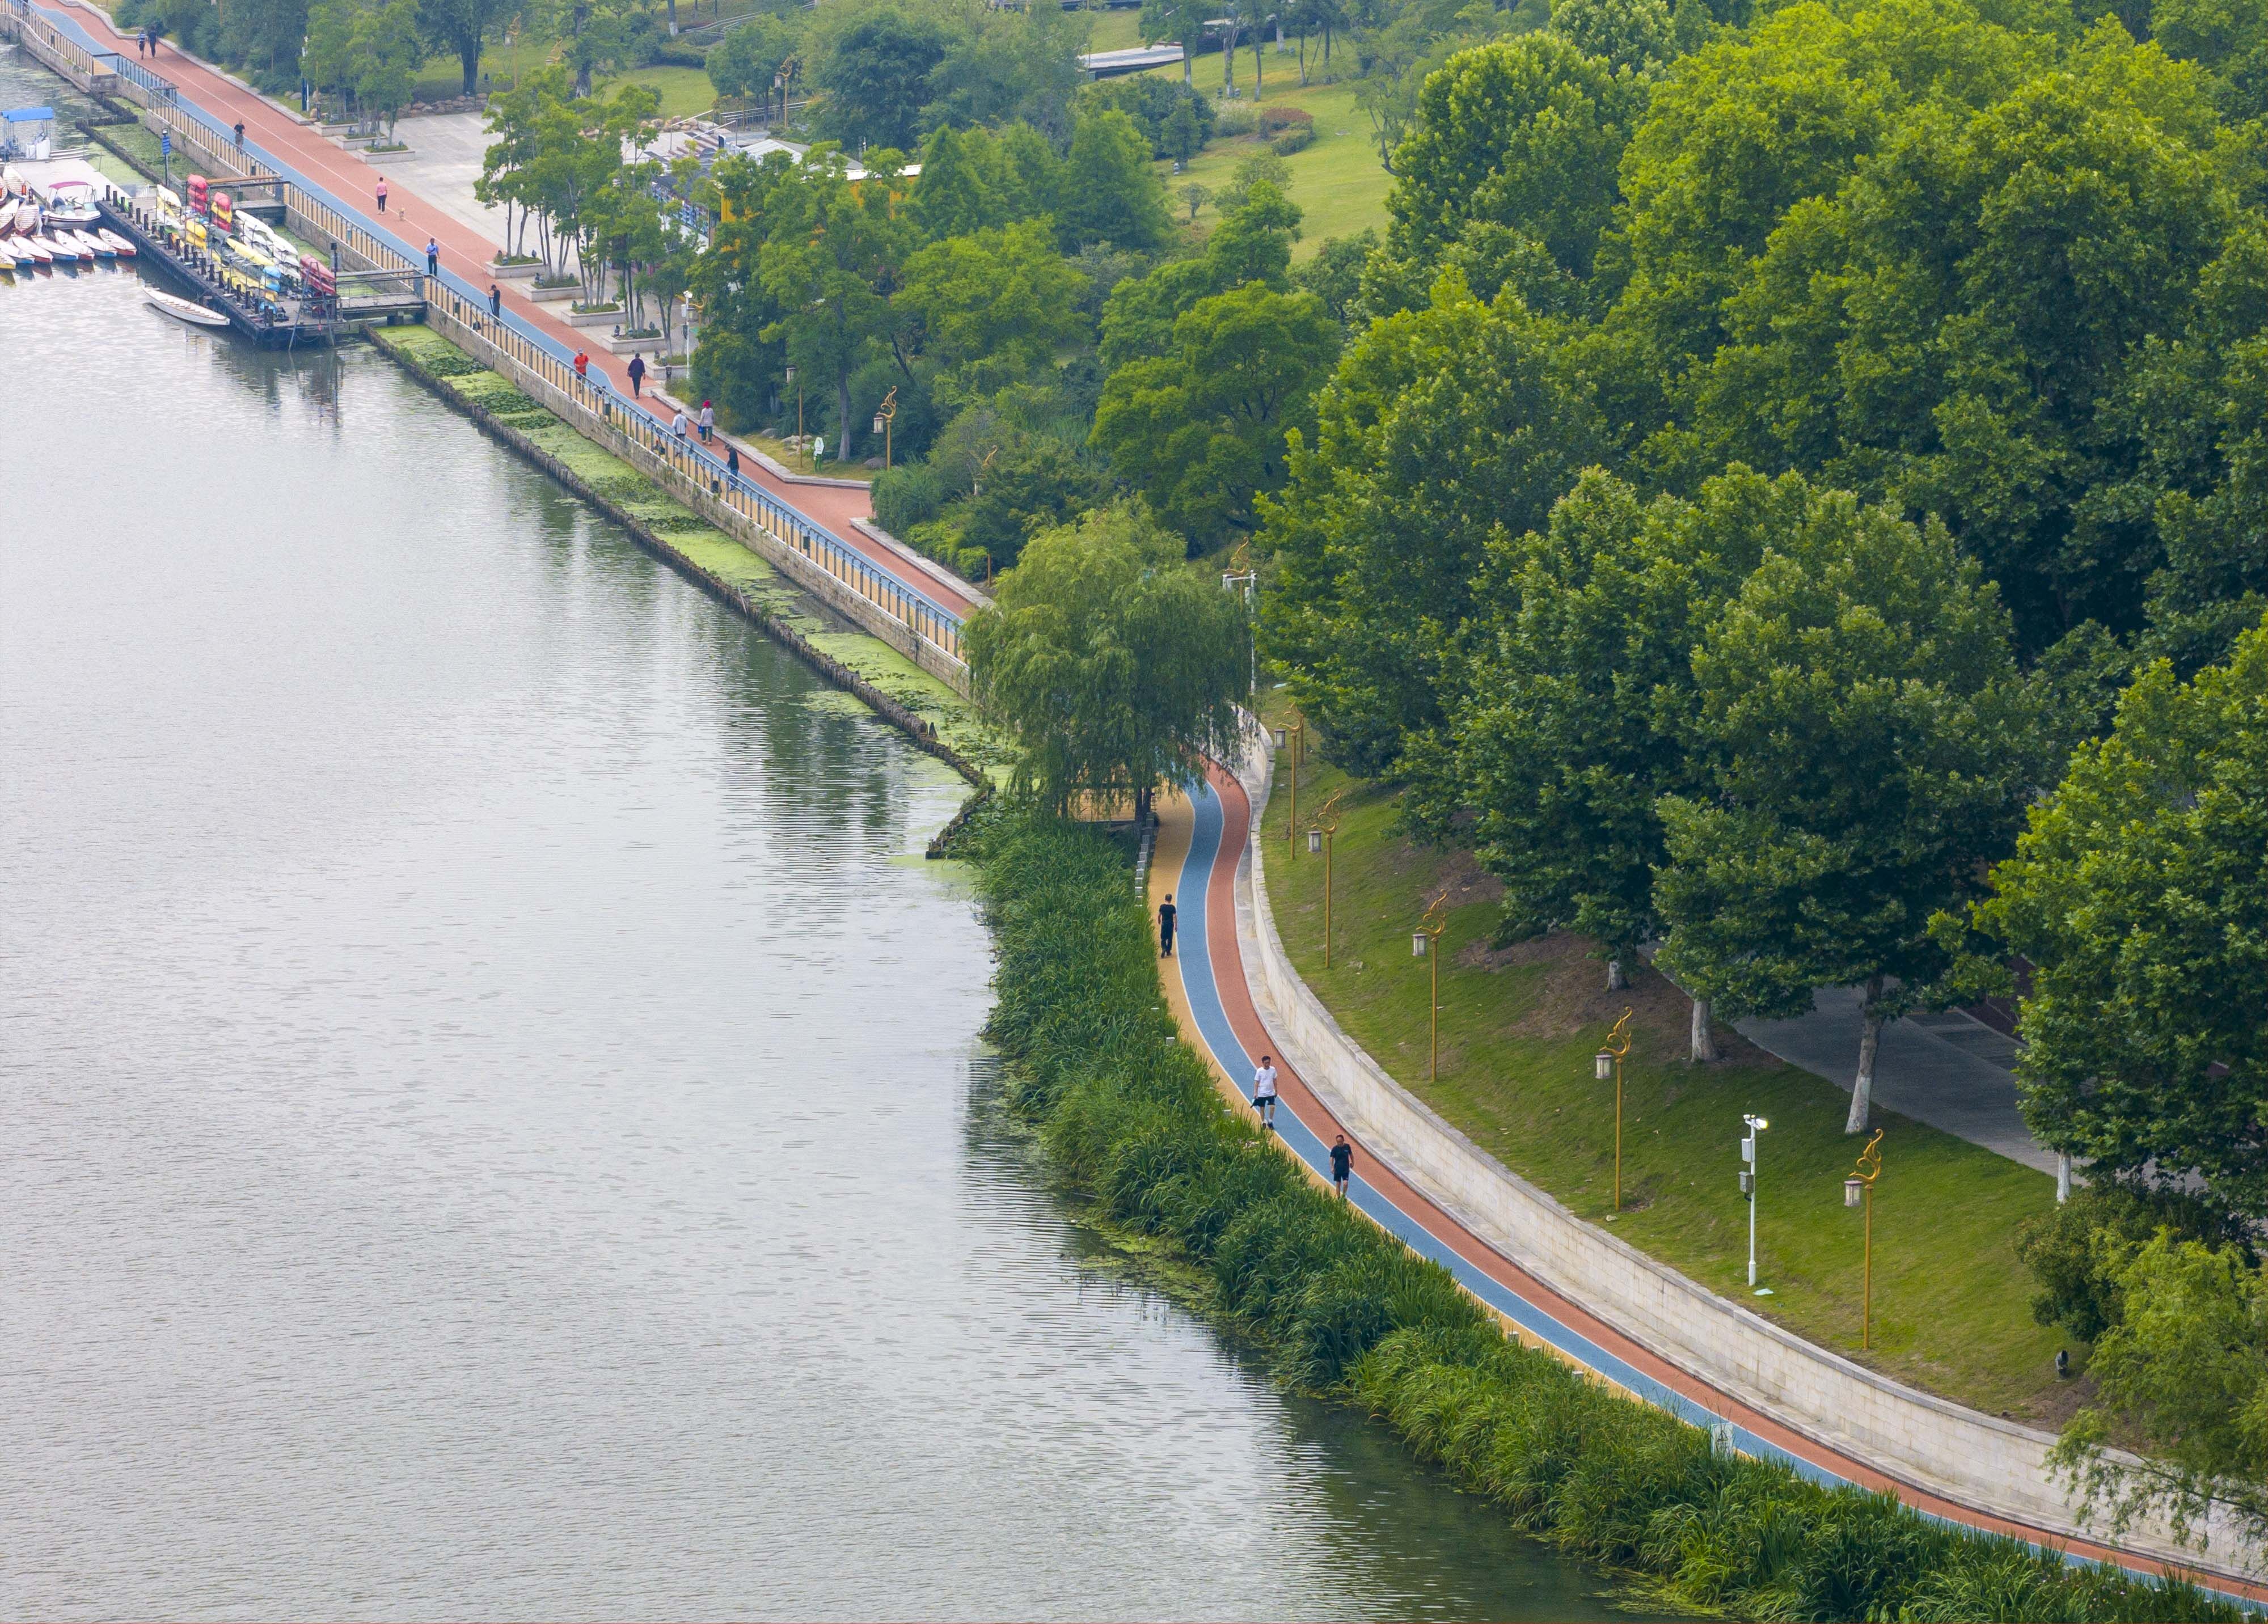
<box><xmin>0</xmin><ymin>234</ymin><xmax>1657</xmax><ymax>1622</ymax></box>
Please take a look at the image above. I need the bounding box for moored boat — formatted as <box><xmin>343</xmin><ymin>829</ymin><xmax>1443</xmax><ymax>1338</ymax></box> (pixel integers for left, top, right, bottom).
<box><xmin>145</xmin><ymin>287</ymin><xmax>230</xmax><ymax>327</ymax></box>
<box><xmin>70</xmin><ymin>228</ymin><xmax>115</xmax><ymax>258</ymax></box>
<box><xmin>19</xmin><ymin>233</ymin><xmax>53</xmax><ymax>263</ymax></box>
<box><xmin>96</xmin><ymin>227</ymin><xmax>137</xmax><ymax>257</ymax></box>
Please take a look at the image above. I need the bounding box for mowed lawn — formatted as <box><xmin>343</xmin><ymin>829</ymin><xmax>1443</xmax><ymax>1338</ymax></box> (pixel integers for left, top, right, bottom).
<box><xmin>1256</xmin><ymin>692</ymin><xmax>2081</xmax><ymax>1423</ymax></box>
<box><xmin>412</xmin><ymin>41</ymin><xmax>716</xmax><ymax>119</ymax></box>
<box><xmin>1152</xmin><ymin>75</ymin><xmax>1388</xmax><ymax>257</ymax></box>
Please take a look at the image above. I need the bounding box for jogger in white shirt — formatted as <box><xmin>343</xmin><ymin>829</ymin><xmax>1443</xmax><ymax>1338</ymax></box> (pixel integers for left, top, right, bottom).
<box><xmin>1252</xmin><ymin>1056</ymin><xmax>1279</xmax><ymax>1130</ymax></box>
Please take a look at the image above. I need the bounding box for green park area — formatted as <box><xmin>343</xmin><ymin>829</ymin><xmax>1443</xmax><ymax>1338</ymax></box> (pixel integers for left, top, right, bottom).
<box><xmin>1255</xmin><ymin>697</ymin><xmax>2076</xmax><ymax>1422</ymax></box>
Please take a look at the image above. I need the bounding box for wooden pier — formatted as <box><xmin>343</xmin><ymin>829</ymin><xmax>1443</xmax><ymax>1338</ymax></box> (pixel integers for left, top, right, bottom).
<box><xmin>96</xmin><ymin>193</ymin><xmax>355</xmax><ymax>348</ymax></box>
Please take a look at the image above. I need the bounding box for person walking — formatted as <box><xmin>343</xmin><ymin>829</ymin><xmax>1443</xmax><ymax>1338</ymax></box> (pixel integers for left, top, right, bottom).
<box><xmin>1252</xmin><ymin>1055</ymin><xmax>1279</xmax><ymax>1131</ymax></box>
<box><xmin>375</xmin><ymin>176</ymin><xmax>388</xmax><ymax>214</ymax></box>
<box><xmin>424</xmin><ymin>236</ymin><xmax>438</xmax><ymax>277</ymax></box>
<box><xmin>671</xmin><ymin>406</ymin><xmax>689</xmax><ymax>441</ymax></box>
<box><xmin>488</xmin><ymin>282</ymin><xmax>501</xmax><ymax>318</ymax></box>
<box><xmin>573</xmin><ymin>349</ymin><xmax>589</xmax><ymax>384</ymax></box>
<box><xmin>1158</xmin><ymin>893</ymin><xmax>1176</xmax><ymax>958</ymax></box>
<box><xmin>135</xmin><ymin>28</ymin><xmax>145</xmax><ymax>55</ymax></box>
<box><xmin>725</xmin><ymin>442</ymin><xmax>740</xmax><ymax>485</ymax></box>
<box><xmin>1330</xmin><ymin>1135</ymin><xmax>1353</xmax><ymax>1198</ymax></box>
<box><xmin>698</xmin><ymin>400</ymin><xmax>714</xmax><ymax>443</ymax></box>
<box><xmin>626</xmin><ymin>353</ymin><xmax>645</xmax><ymax>396</ymax></box>
<box><xmin>233</xmin><ymin>120</ymin><xmax>245</xmax><ymax>149</ymax></box>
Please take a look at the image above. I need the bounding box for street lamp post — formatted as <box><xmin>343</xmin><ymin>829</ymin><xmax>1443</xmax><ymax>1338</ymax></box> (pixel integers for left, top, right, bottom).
<box><xmin>1594</xmin><ymin>1007</ymin><xmax>1633</xmax><ymax>1212</ymax></box>
<box><xmin>1741</xmin><ymin>1113</ymin><xmax>1770</xmax><ymax>1289</ymax></box>
<box><xmin>1412</xmin><ymin>896</ymin><xmax>1447</xmax><ymax>1083</ymax></box>
<box><xmin>871</xmin><ymin>385</ymin><xmax>897</xmax><ymax>470</ymax></box>
<box><xmin>785</xmin><ymin>363</ymin><xmax>803</xmax><ymax>471</ymax></box>
<box><xmin>1308</xmin><ymin>790</ymin><xmax>1343</xmax><ymax>967</ymax></box>
<box><xmin>1281</xmin><ymin>719</ymin><xmax>1304</xmax><ymax>852</ymax></box>
<box><xmin>1844</xmin><ymin>1129</ymin><xmax>1885</xmax><ymax>1348</ymax></box>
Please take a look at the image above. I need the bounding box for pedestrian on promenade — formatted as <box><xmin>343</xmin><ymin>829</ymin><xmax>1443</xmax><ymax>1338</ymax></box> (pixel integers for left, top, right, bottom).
<box><xmin>573</xmin><ymin>350</ymin><xmax>589</xmax><ymax>384</ymax></box>
<box><xmin>1158</xmin><ymin>892</ymin><xmax>1176</xmax><ymax>957</ymax></box>
<box><xmin>234</xmin><ymin>120</ymin><xmax>245</xmax><ymax>149</ymax></box>
<box><xmin>671</xmin><ymin>407</ymin><xmax>689</xmax><ymax>441</ymax></box>
<box><xmin>375</xmin><ymin>176</ymin><xmax>388</xmax><ymax>214</ymax></box>
<box><xmin>488</xmin><ymin>283</ymin><xmax>501</xmax><ymax>318</ymax></box>
<box><xmin>698</xmin><ymin>400</ymin><xmax>714</xmax><ymax>442</ymax></box>
<box><xmin>726</xmin><ymin>442</ymin><xmax>740</xmax><ymax>485</ymax></box>
<box><xmin>627</xmin><ymin>353</ymin><xmax>645</xmax><ymax>396</ymax></box>
<box><xmin>1253</xmin><ymin>1055</ymin><xmax>1278</xmax><ymax>1131</ymax></box>
<box><xmin>1331</xmin><ymin>1135</ymin><xmax>1353</xmax><ymax>1198</ymax></box>
<box><xmin>424</xmin><ymin>236</ymin><xmax>438</xmax><ymax>276</ymax></box>
<box><xmin>135</xmin><ymin>29</ymin><xmax>145</xmax><ymax>55</ymax></box>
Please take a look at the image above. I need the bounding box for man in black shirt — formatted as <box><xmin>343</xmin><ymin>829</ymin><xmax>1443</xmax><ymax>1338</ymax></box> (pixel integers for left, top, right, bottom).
<box><xmin>1331</xmin><ymin>1136</ymin><xmax>1353</xmax><ymax>1199</ymax></box>
<box><xmin>1158</xmin><ymin>893</ymin><xmax>1176</xmax><ymax>958</ymax></box>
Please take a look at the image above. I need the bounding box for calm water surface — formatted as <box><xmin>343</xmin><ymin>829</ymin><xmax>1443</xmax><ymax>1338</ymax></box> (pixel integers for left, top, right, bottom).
<box><xmin>0</xmin><ymin>209</ymin><xmax>1645</xmax><ymax>1620</ymax></box>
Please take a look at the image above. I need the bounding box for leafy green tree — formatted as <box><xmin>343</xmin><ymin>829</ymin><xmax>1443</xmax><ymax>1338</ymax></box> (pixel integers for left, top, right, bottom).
<box><xmin>1139</xmin><ymin>0</ymin><xmax>1210</xmax><ymax>85</ymax></box>
<box><xmin>1654</xmin><ymin>489</ymin><xmax>2045</xmax><ymax>1133</ymax></box>
<box><xmin>1162</xmin><ymin>96</ymin><xmax>1205</xmax><ymax>164</ymax></box>
<box><xmin>1099</xmin><ymin>180</ymin><xmax>1300</xmax><ymax>367</ymax></box>
<box><xmin>2153</xmin><ymin>0</ymin><xmax>2268</xmax><ymax>118</ymax></box>
<box><xmin>1429</xmin><ymin>467</ymin><xmax>1790</xmax><ymax>1029</ymax></box>
<box><xmin>924</xmin><ymin>1</ymin><xmax>1086</xmax><ymax>143</ymax></box>
<box><xmin>960</xmin><ymin>442</ymin><xmax>1110</xmax><ymax>573</ymax></box>
<box><xmin>1383</xmin><ymin>33</ymin><xmax>1645</xmax><ymax>282</ymax></box>
<box><xmin>1093</xmin><ymin>284</ymin><xmax>1340</xmax><ymax>549</ymax></box>
<box><xmin>1292</xmin><ymin>228</ymin><xmax>1375</xmax><ymax>325</ymax></box>
<box><xmin>1056</xmin><ymin>108</ymin><xmax>1175</xmax><ymax>254</ymax></box>
<box><xmin>416</xmin><ymin>0</ymin><xmax>509</xmax><ymax>95</ymax></box>
<box><xmin>705</xmin><ymin>15</ymin><xmax>800</xmax><ymax>108</ymax></box>
<box><xmin>2054</xmin><ymin>1232</ymin><xmax>2268</xmax><ymax>1554</ymax></box>
<box><xmin>1179</xmin><ymin>181</ymin><xmax>1210</xmax><ymax>222</ymax></box>
<box><xmin>1551</xmin><ymin>0</ymin><xmax>1674</xmax><ymax>73</ymax></box>
<box><xmin>810</xmin><ymin>5</ymin><xmax>949</xmax><ymax>152</ymax></box>
<box><xmin>758</xmin><ymin>146</ymin><xmax>911</xmax><ymax>461</ymax></box>
<box><xmin>910</xmin><ymin>125</ymin><xmax>996</xmax><ymax>240</ymax></box>
<box><xmin>968</xmin><ymin>508</ymin><xmax>1252</xmax><ymax>821</ymax></box>
<box><xmin>1261</xmin><ymin>272</ymin><xmax>1604</xmax><ymax>776</ymax></box>
<box><xmin>899</xmin><ymin>219</ymin><xmax>1089</xmax><ymax>402</ymax></box>
<box><xmin>1951</xmin><ymin>616</ymin><xmax>2268</xmax><ymax>1211</ymax></box>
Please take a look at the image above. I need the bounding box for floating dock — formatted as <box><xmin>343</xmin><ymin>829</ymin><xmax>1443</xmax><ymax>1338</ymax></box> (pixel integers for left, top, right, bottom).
<box><xmin>95</xmin><ymin>192</ymin><xmax>350</xmax><ymax>348</ymax></box>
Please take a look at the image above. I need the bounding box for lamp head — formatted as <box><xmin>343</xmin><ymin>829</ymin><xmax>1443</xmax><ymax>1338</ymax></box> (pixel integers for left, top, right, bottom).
<box><xmin>1844</xmin><ymin>1175</ymin><xmax>1865</xmax><ymax>1208</ymax></box>
<box><xmin>1307</xmin><ymin>828</ymin><xmax>1323</xmax><ymax>854</ymax></box>
<box><xmin>1595</xmin><ymin>1051</ymin><xmax>1613</xmax><ymax>1081</ymax></box>
<box><xmin>1412</xmin><ymin>931</ymin><xmax>1428</xmax><ymax>958</ymax></box>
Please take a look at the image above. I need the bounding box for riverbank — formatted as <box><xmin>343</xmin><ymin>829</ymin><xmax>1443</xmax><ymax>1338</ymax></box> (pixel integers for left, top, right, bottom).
<box><xmin>364</xmin><ymin>323</ymin><xmax>1008</xmax><ymax>792</ymax></box>
<box><xmin>968</xmin><ymin>797</ymin><xmax>2240</xmax><ymax>1623</ymax></box>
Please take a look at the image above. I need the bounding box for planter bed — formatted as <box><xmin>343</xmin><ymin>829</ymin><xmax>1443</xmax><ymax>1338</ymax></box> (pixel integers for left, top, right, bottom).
<box><xmin>527</xmin><ymin>281</ymin><xmax>580</xmax><ymax>302</ymax></box>
<box><xmin>565</xmin><ymin>304</ymin><xmax>625</xmax><ymax>328</ymax></box>
<box><xmin>488</xmin><ymin>257</ymin><xmax>542</xmax><ymax>280</ymax></box>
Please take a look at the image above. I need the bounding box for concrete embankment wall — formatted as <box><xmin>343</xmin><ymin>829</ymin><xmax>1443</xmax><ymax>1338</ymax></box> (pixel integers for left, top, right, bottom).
<box><xmin>1226</xmin><ymin>744</ymin><xmax>2255</xmax><ymax>1584</ymax></box>
<box><xmin>370</xmin><ymin>328</ymin><xmax>988</xmax><ymax>790</ymax></box>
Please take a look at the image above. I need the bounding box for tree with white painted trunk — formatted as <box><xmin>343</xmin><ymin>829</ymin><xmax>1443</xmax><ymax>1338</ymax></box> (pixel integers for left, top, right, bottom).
<box><xmin>1653</xmin><ymin>486</ymin><xmax>2046</xmax><ymax>1132</ymax></box>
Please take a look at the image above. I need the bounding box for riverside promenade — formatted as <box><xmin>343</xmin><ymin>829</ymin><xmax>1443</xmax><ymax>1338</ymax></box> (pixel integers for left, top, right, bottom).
<box><xmin>19</xmin><ymin>0</ymin><xmax>976</xmax><ymax>630</ymax></box>
<box><xmin>1148</xmin><ymin>750</ymin><xmax>2265</xmax><ymax>1608</ymax></box>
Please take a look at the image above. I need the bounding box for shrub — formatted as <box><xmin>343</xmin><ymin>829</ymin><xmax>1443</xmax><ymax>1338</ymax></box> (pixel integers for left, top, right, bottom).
<box><xmin>2014</xmin><ymin>1182</ymin><xmax>2254</xmax><ymax>1343</ymax></box>
<box><xmin>1270</xmin><ymin>123</ymin><xmax>1315</xmax><ymax>155</ymax></box>
<box><xmin>1257</xmin><ymin>104</ymin><xmax>1312</xmax><ymax>133</ymax></box>
<box><xmin>1210</xmin><ymin>100</ymin><xmax>1260</xmax><ymax>137</ymax></box>
<box><xmin>872</xmin><ymin>464</ymin><xmax>943</xmax><ymax>536</ymax></box>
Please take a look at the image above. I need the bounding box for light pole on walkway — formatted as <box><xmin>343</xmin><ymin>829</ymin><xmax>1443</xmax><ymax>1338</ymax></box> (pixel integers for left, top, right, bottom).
<box><xmin>1269</xmin><ymin>719</ymin><xmax>1303</xmax><ymax>853</ymax></box>
<box><xmin>871</xmin><ymin>385</ymin><xmax>896</xmax><ymax>470</ymax></box>
<box><xmin>1413</xmin><ymin>896</ymin><xmax>1447</xmax><ymax>1083</ymax></box>
<box><xmin>1307</xmin><ymin>789</ymin><xmax>1342</xmax><ymax>968</ymax></box>
<box><xmin>1595</xmin><ymin>1006</ymin><xmax>1633</xmax><ymax>1212</ymax></box>
<box><xmin>1844</xmin><ymin>1128</ymin><xmax>1884</xmax><ymax>1348</ymax></box>
<box><xmin>785</xmin><ymin>362</ymin><xmax>803</xmax><ymax>470</ymax></box>
<box><xmin>1741</xmin><ymin>1113</ymin><xmax>1769</xmax><ymax>1289</ymax></box>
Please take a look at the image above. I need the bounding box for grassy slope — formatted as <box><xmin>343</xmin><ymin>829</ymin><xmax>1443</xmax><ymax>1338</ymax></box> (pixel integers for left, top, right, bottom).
<box><xmin>1151</xmin><ymin>75</ymin><xmax>1389</xmax><ymax>259</ymax></box>
<box><xmin>1256</xmin><ymin>697</ymin><xmax>2077</xmax><ymax>1422</ymax></box>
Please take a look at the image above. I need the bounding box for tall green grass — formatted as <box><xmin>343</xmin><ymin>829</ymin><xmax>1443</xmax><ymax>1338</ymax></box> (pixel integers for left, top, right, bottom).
<box><xmin>970</xmin><ymin>803</ymin><xmax>2246</xmax><ymax>1622</ymax></box>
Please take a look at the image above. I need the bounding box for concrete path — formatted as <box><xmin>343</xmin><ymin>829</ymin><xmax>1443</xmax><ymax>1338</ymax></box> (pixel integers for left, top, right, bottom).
<box><xmin>1151</xmin><ymin>764</ymin><xmax>2254</xmax><ymax>1604</ymax></box>
<box><xmin>1737</xmin><ymin>995</ymin><xmax>2053</xmax><ymax>1174</ymax></box>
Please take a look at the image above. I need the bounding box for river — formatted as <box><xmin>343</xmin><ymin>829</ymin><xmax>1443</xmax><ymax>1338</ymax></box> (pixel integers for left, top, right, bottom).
<box><xmin>0</xmin><ymin>174</ymin><xmax>1642</xmax><ymax>1620</ymax></box>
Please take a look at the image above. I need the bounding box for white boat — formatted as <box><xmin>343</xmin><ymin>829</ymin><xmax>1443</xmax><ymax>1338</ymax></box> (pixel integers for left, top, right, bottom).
<box><xmin>96</xmin><ymin>227</ymin><xmax>136</xmax><ymax>257</ymax></box>
<box><xmin>145</xmin><ymin>288</ymin><xmax>230</xmax><ymax>327</ymax></box>
<box><xmin>0</xmin><ymin>198</ymin><xmax>18</xmax><ymax>233</ymax></box>
<box><xmin>19</xmin><ymin>234</ymin><xmax>52</xmax><ymax>263</ymax></box>
<box><xmin>42</xmin><ymin>231</ymin><xmax>88</xmax><ymax>261</ymax></box>
<box><xmin>70</xmin><ymin>228</ymin><xmax>115</xmax><ymax>258</ymax></box>
<box><xmin>0</xmin><ymin>238</ymin><xmax>28</xmax><ymax>268</ymax></box>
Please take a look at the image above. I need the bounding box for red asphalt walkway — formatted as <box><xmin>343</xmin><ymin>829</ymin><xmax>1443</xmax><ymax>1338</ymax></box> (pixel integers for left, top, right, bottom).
<box><xmin>36</xmin><ymin>0</ymin><xmax>981</xmax><ymax>620</ymax></box>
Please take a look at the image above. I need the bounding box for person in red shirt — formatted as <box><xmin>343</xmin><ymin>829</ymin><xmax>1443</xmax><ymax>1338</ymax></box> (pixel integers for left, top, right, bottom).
<box><xmin>573</xmin><ymin>350</ymin><xmax>589</xmax><ymax>383</ymax></box>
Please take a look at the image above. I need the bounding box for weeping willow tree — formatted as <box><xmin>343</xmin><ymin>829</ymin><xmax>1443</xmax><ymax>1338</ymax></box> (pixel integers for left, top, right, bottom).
<box><xmin>966</xmin><ymin>505</ymin><xmax>1251</xmax><ymax>823</ymax></box>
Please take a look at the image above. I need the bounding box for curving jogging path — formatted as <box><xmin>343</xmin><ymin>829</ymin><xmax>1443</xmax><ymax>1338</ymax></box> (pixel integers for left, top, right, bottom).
<box><xmin>1150</xmin><ymin>755</ymin><xmax>2266</xmax><ymax>1609</ymax></box>
<box><xmin>26</xmin><ymin>0</ymin><xmax>977</xmax><ymax>625</ymax></box>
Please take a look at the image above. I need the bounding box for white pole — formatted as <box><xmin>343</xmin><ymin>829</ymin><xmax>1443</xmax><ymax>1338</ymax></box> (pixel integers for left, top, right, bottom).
<box><xmin>1748</xmin><ymin>1135</ymin><xmax>1758</xmax><ymax>1288</ymax></box>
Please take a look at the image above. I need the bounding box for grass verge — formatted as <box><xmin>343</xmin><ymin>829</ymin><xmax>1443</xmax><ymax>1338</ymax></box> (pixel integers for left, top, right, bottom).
<box><xmin>1155</xmin><ymin>77</ymin><xmax>1388</xmax><ymax>257</ymax></box>
<box><xmin>970</xmin><ymin>797</ymin><xmax>2238</xmax><ymax>1623</ymax></box>
<box><xmin>1258</xmin><ymin>705</ymin><xmax>2078</xmax><ymax>1422</ymax></box>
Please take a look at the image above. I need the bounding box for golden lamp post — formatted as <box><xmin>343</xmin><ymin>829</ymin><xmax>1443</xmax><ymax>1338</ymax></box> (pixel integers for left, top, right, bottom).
<box><xmin>1844</xmin><ymin>1129</ymin><xmax>1885</xmax><ymax>1349</ymax></box>
<box><xmin>1412</xmin><ymin>895</ymin><xmax>1448</xmax><ymax>1082</ymax></box>
<box><xmin>1594</xmin><ymin>1006</ymin><xmax>1634</xmax><ymax>1212</ymax></box>
<box><xmin>871</xmin><ymin>385</ymin><xmax>897</xmax><ymax>471</ymax></box>
<box><xmin>1306</xmin><ymin>789</ymin><xmax>1344</xmax><ymax>968</ymax></box>
<box><xmin>1269</xmin><ymin>719</ymin><xmax>1305</xmax><ymax>853</ymax></box>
